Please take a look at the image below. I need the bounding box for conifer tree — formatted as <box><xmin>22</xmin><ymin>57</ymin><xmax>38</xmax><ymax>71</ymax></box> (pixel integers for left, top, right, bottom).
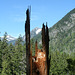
<box><xmin>1</xmin><ymin>32</ymin><xmax>9</xmax><ymax>75</ymax></box>
<box><xmin>13</xmin><ymin>35</ymin><xmax>24</xmax><ymax>74</ymax></box>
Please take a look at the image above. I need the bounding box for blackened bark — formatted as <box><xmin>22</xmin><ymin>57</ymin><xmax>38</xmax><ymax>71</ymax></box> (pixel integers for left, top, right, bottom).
<box><xmin>42</xmin><ymin>23</ymin><xmax>51</xmax><ymax>75</ymax></box>
<box><xmin>42</xmin><ymin>23</ymin><xmax>47</xmax><ymax>75</ymax></box>
<box><xmin>35</xmin><ymin>40</ymin><xmax>38</xmax><ymax>56</ymax></box>
<box><xmin>30</xmin><ymin>44</ymin><xmax>32</xmax><ymax>75</ymax></box>
<box><xmin>42</xmin><ymin>23</ymin><xmax>46</xmax><ymax>51</ymax></box>
<box><xmin>25</xmin><ymin>8</ymin><xmax>51</xmax><ymax>75</ymax></box>
<box><xmin>25</xmin><ymin>9</ymin><xmax>30</xmax><ymax>75</ymax></box>
<box><xmin>45</xmin><ymin>23</ymin><xmax>50</xmax><ymax>75</ymax></box>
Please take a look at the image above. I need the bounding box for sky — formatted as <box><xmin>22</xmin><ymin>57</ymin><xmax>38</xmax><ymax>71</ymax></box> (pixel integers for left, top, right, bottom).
<box><xmin>0</xmin><ymin>0</ymin><xmax>75</xmax><ymax>38</ymax></box>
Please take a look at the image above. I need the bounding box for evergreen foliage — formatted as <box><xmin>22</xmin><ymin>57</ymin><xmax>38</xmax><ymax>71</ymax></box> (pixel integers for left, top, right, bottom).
<box><xmin>0</xmin><ymin>32</ymin><xmax>75</xmax><ymax>75</ymax></box>
<box><xmin>0</xmin><ymin>33</ymin><xmax>26</xmax><ymax>75</ymax></box>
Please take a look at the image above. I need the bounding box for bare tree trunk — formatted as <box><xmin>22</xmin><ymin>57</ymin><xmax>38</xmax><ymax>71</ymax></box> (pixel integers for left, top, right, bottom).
<box><xmin>45</xmin><ymin>23</ymin><xmax>50</xmax><ymax>75</ymax></box>
<box><xmin>35</xmin><ymin>40</ymin><xmax>38</xmax><ymax>56</ymax></box>
<box><xmin>42</xmin><ymin>23</ymin><xmax>47</xmax><ymax>75</ymax></box>
<box><xmin>25</xmin><ymin>9</ymin><xmax>31</xmax><ymax>75</ymax></box>
<box><xmin>42</xmin><ymin>23</ymin><xmax>46</xmax><ymax>51</ymax></box>
<box><xmin>25</xmin><ymin>8</ymin><xmax>51</xmax><ymax>75</ymax></box>
<box><xmin>30</xmin><ymin>44</ymin><xmax>32</xmax><ymax>75</ymax></box>
<box><xmin>42</xmin><ymin>23</ymin><xmax>51</xmax><ymax>75</ymax></box>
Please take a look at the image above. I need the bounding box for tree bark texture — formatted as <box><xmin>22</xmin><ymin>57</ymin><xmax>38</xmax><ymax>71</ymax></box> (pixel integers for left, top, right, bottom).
<box><xmin>25</xmin><ymin>9</ymin><xmax>31</xmax><ymax>75</ymax></box>
<box><xmin>25</xmin><ymin>8</ymin><xmax>50</xmax><ymax>75</ymax></box>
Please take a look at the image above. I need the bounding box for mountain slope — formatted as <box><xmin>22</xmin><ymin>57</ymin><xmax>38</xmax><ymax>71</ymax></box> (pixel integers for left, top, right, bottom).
<box><xmin>33</xmin><ymin>8</ymin><xmax>75</xmax><ymax>53</ymax></box>
<box><xmin>49</xmin><ymin>8</ymin><xmax>75</xmax><ymax>53</ymax></box>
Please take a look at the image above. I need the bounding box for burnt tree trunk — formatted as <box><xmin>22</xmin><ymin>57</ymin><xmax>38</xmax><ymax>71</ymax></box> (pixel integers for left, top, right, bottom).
<box><xmin>45</xmin><ymin>23</ymin><xmax>50</xmax><ymax>75</ymax></box>
<box><xmin>42</xmin><ymin>23</ymin><xmax>46</xmax><ymax>51</ymax></box>
<box><xmin>35</xmin><ymin>40</ymin><xmax>38</xmax><ymax>56</ymax></box>
<box><xmin>30</xmin><ymin>44</ymin><xmax>32</xmax><ymax>75</ymax></box>
<box><xmin>42</xmin><ymin>23</ymin><xmax>47</xmax><ymax>75</ymax></box>
<box><xmin>25</xmin><ymin>9</ymin><xmax>31</xmax><ymax>75</ymax></box>
<box><xmin>25</xmin><ymin>8</ymin><xmax>50</xmax><ymax>75</ymax></box>
<box><xmin>42</xmin><ymin>23</ymin><xmax>50</xmax><ymax>75</ymax></box>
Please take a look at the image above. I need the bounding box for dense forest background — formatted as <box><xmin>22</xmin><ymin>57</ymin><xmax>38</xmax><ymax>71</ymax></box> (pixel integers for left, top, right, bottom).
<box><xmin>0</xmin><ymin>32</ymin><xmax>26</xmax><ymax>75</ymax></box>
<box><xmin>0</xmin><ymin>32</ymin><xmax>75</xmax><ymax>75</ymax></box>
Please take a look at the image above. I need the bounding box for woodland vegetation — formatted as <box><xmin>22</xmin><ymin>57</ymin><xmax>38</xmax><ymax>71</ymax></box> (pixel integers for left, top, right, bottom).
<box><xmin>0</xmin><ymin>32</ymin><xmax>75</xmax><ymax>75</ymax></box>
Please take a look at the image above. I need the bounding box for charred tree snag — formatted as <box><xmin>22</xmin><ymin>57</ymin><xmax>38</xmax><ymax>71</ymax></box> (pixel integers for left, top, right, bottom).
<box><xmin>35</xmin><ymin>40</ymin><xmax>38</xmax><ymax>56</ymax></box>
<box><xmin>25</xmin><ymin>8</ymin><xmax>50</xmax><ymax>75</ymax></box>
<box><xmin>45</xmin><ymin>23</ymin><xmax>50</xmax><ymax>75</ymax></box>
<box><xmin>42</xmin><ymin>23</ymin><xmax>46</xmax><ymax>52</ymax></box>
<box><xmin>30</xmin><ymin>44</ymin><xmax>32</xmax><ymax>75</ymax></box>
<box><xmin>42</xmin><ymin>23</ymin><xmax>50</xmax><ymax>75</ymax></box>
<box><xmin>42</xmin><ymin>23</ymin><xmax>47</xmax><ymax>75</ymax></box>
<box><xmin>25</xmin><ymin>8</ymin><xmax>31</xmax><ymax>75</ymax></box>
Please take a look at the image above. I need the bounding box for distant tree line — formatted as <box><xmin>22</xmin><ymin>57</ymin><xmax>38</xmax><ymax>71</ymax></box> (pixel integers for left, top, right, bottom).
<box><xmin>0</xmin><ymin>32</ymin><xmax>26</xmax><ymax>75</ymax></box>
<box><xmin>0</xmin><ymin>32</ymin><xmax>75</xmax><ymax>75</ymax></box>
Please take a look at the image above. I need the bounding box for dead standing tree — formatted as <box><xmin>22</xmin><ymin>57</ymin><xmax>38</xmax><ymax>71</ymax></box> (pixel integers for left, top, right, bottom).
<box><xmin>25</xmin><ymin>9</ymin><xmax>31</xmax><ymax>75</ymax></box>
<box><xmin>42</xmin><ymin>23</ymin><xmax>50</xmax><ymax>75</ymax></box>
<box><xmin>25</xmin><ymin>8</ymin><xmax>51</xmax><ymax>75</ymax></box>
